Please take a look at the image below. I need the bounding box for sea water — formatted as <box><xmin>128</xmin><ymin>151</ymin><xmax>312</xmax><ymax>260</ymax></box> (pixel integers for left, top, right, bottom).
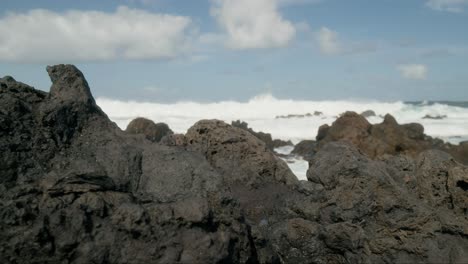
<box><xmin>96</xmin><ymin>94</ymin><xmax>468</xmax><ymax>180</ymax></box>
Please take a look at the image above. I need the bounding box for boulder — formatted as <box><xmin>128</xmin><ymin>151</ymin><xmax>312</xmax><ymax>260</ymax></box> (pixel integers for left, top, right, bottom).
<box><xmin>291</xmin><ymin>140</ymin><xmax>316</xmax><ymax>161</ymax></box>
<box><xmin>125</xmin><ymin>117</ymin><xmax>173</xmax><ymax>143</ymax></box>
<box><xmin>360</xmin><ymin>110</ymin><xmax>376</xmax><ymax>118</ymax></box>
<box><xmin>231</xmin><ymin>120</ymin><xmax>292</xmax><ymax>150</ymax></box>
<box><xmin>315</xmin><ymin>111</ymin><xmax>456</xmax><ymax>162</ymax></box>
<box><xmin>306</xmin><ymin>142</ymin><xmax>468</xmax><ymax>263</ymax></box>
<box><xmin>186</xmin><ymin>120</ymin><xmax>297</xmax><ymax>186</ymax></box>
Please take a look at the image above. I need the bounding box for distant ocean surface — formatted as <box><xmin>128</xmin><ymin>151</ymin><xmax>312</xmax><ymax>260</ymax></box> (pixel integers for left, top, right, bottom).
<box><xmin>97</xmin><ymin>94</ymin><xmax>468</xmax><ymax>145</ymax></box>
<box><xmin>97</xmin><ymin>95</ymin><xmax>468</xmax><ymax>180</ymax></box>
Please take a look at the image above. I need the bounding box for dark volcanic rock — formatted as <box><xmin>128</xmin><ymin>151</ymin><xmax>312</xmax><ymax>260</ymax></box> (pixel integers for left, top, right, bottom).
<box><xmin>448</xmin><ymin>141</ymin><xmax>468</xmax><ymax>165</ymax></box>
<box><xmin>187</xmin><ymin>120</ymin><xmax>297</xmax><ymax>186</ymax></box>
<box><xmin>314</xmin><ymin>111</ymin><xmax>462</xmax><ymax>162</ymax></box>
<box><xmin>0</xmin><ymin>66</ymin><xmax>255</xmax><ymax>263</ymax></box>
<box><xmin>291</xmin><ymin>140</ymin><xmax>316</xmax><ymax>161</ymax></box>
<box><xmin>126</xmin><ymin>117</ymin><xmax>173</xmax><ymax>143</ymax></box>
<box><xmin>2</xmin><ymin>66</ymin><xmax>468</xmax><ymax>264</ymax></box>
<box><xmin>423</xmin><ymin>114</ymin><xmax>447</xmax><ymax>120</ymax></box>
<box><xmin>307</xmin><ymin>142</ymin><xmax>468</xmax><ymax>263</ymax></box>
<box><xmin>231</xmin><ymin>120</ymin><xmax>292</xmax><ymax>150</ymax></box>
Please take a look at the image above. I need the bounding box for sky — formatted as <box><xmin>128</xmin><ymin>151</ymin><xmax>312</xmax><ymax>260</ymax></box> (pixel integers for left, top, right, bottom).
<box><xmin>0</xmin><ymin>0</ymin><xmax>467</xmax><ymax>102</ymax></box>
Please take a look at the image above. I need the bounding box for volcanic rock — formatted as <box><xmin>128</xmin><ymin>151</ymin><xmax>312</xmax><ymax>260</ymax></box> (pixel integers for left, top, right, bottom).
<box><xmin>423</xmin><ymin>114</ymin><xmax>447</xmax><ymax>120</ymax></box>
<box><xmin>2</xmin><ymin>65</ymin><xmax>468</xmax><ymax>264</ymax></box>
<box><xmin>291</xmin><ymin>140</ymin><xmax>316</xmax><ymax>161</ymax></box>
<box><xmin>360</xmin><ymin>109</ymin><xmax>376</xmax><ymax>118</ymax></box>
<box><xmin>231</xmin><ymin>120</ymin><xmax>292</xmax><ymax>150</ymax></box>
<box><xmin>0</xmin><ymin>66</ymin><xmax>255</xmax><ymax>263</ymax></box>
<box><xmin>125</xmin><ymin>117</ymin><xmax>173</xmax><ymax>143</ymax></box>
<box><xmin>315</xmin><ymin>111</ymin><xmax>450</xmax><ymax>160</ymax></box>
<box><xmin>187</xmin><ymin>120</ymin><xmax>297</xmax><ymax>186</ymax></box>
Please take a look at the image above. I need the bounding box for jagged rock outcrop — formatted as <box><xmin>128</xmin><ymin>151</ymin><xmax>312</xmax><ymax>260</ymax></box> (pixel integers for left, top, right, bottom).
<box><xmin>2</xmin><ymin>66</ymin><xmax>468</xmax><ymax>264</ymax></box>
<box><xmin>307</xmin><ymin>142</ymin><xmax>468</xmax><ymax>263</ymax></box>
<box><xmin>125</xmin><ymin>117</ymin><xmax>173</xmax><ymax>143</ymax></box>
<box><xmin>187</xmin><ymin>120</ymin><xmax>297</xmax><ymax>186</ymax></box>
<box><xmin>313</xmin><ymin>111</ymin><xmax>468</xmax><ymax>165</ymax></box>
<box><xmin>231</xmin><ymin>120</ymin><xmax>292</xmax><ymax>150</ymax></box>
<box><xmin>0</xmin><ymin>65</ymin><xmax>255</xmax><ymax>263</ymax></box>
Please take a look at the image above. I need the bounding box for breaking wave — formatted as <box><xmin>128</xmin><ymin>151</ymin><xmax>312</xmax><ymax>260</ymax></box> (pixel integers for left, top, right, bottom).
<box><xmin>96</xmin><ymin>93</ymin><xmax>468</xmax><ymax>145</ymax></box>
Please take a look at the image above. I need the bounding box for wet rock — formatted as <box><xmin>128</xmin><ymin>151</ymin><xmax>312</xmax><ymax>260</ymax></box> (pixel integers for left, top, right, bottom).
<box><xmin>125</xmin><ymin>117</ymin><xmax>173</xmax><ymax>143</ymax></box>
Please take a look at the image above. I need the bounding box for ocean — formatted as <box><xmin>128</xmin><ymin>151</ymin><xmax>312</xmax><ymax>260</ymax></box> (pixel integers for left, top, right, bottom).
<box><xmin>96</xmin><ymin>94</ymin><xmax>468</xmax><ymax>180</ymax></box>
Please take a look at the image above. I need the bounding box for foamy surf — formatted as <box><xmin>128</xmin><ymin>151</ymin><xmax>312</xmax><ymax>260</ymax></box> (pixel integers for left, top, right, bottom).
<box><xmin>97</xmin><ymin>94</ymin><xmax>468</xmax><ymax>180</ymax></box>
<box><xmin>97</xmin><ymin>94</ymin><xmax>468</xmax><ymax>145</ymax></box>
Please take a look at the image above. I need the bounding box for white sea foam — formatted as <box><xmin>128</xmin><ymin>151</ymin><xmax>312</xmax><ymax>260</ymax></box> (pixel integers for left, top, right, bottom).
<box><xmin>97</xmin><ymin>93</ymin><xmax>468</xmax><ymax>144</ymax></box>
<box><xmin>96</xmin><ymin>94</ymin><xmax>468</xmax><ymax>180</ymax></box>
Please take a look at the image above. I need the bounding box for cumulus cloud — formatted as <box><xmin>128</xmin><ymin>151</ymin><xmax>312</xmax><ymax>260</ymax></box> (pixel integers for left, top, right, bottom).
<box><xmin>426</xmin><ymin>0</ymin><xmax>468</xmax><ymax>12</ymax></box>
<box><xmin>316</xmin><ymin>27</ymin><xmax>341</xmax><ymax>55</ymax></box>
<box><xmin>210</xmin><ymin>0</ymin><xmax>296</xmax><ymax>49</ymax></box>
<box><xmin>397</xmin><ymin>64</ymin><xmax>428</xmax><ymax>80</ymax></box>
<box><xmin>0</xmin><ymin>6</ymin><xmax>194</xmax><ymax>62</ymax></box>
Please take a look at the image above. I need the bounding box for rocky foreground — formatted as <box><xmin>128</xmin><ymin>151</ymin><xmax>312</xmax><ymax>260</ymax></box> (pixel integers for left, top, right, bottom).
<box><xmin>1</xmin><ymin>65</ymin><xmax>467</xmax><ymax>264</ymax></box>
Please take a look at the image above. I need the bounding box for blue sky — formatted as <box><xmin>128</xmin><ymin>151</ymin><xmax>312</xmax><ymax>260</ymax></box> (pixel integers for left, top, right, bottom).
<box><xmin>0</xmin><ymin>0</ymin><xmax>467</xmax><ymax>102</ymax></box>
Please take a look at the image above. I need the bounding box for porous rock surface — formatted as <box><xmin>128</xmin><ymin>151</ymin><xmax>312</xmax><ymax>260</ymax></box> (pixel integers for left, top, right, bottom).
<box><xmin>313</xmin><ymin>111</ymin><xmax>468</xmax><ymax>166</ymax></box>
<box><xmin>1</xmin><ymin>65</ymin><xmax>468</xmax><ymax>264</ymax></box>
<box><xmin>231</xmin><ymin>120</ymin><xmax>293</xmax><ymax>150</ymax></box>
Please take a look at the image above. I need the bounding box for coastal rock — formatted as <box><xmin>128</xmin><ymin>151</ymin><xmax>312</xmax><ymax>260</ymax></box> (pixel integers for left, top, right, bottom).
<box><xmin>47</xmin><ymin>64</ymin><xmax>96</xmax><ymax>105</ymax></box>
<box><xmin>307</xmin><ymin>142</ymin><xmax>468</xmax><ymax>263</ymax></box>
<box><xmin>187</xmin><ymin>120</ymin><xmax>297</xmax><ymax>186</ymax></box>
<box><xmin>2</xmin><ymin>65</ymin><xmax>468</xmax><ymax>264</ymax></box>
<box><xmin>291</xmin><ymin>140</ymin><xmax>316</xmax><ymax>161</ymax></box>
<box><xmin>448</xmin><ymin>141</ymin><xmax>468</xmax><ymax>165</ymax></box>
<box><xmin>125</xmin><ymin>117</ymin><xmax>173</xmax><ymax>143</ymax></box>
<box><xmin>275</xmin><ymin>111</ymin><xmax>323</xmax><ymax>119</ymax></box>
<box><xmin>159</xmin><ymin>133</ymin><xmax>187</xmax><ymax>147</ymax></box>
<box><xmin>0</xmin><ymin>66</ymin><xmax>255</xmax><ymax>263</ymax></box>
<box><xmin>423</xmin><ymin>114</ymin><xmax>447</xmax><ymax>120</ymax></box>
<box><xmin>231</xmin><ymin>120</ymin><xmax>292</xmax><ymax>150</ymax></box>
<box><xmin>315</xmin><ymin>111</ymin><xmax>447</xmax><ymax>160</ymax></box>
<box><xmin>360</xmin><ymin>109</ymin><xmax>376</xmax><ymax>118</ymax></box>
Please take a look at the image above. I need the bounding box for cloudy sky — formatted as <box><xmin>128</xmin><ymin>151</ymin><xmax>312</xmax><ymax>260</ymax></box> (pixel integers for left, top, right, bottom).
<box><xmin>0</xmin><ymin>0</ymin><xmax>467</xmax><ymax>101</ymax></box>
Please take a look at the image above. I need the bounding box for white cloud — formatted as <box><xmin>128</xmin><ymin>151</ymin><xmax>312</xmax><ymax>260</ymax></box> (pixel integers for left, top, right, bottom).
<box><xmin>397</xmin><ymin>64</ymin><xmax>428</xmax><ymax>80</ymax></box>
<box><xmin>0</xmin><ymin>6</ymin><xmax>194</xmax><ymax>62</ymax></box>
<box><xmin>277</xmin><ymin>0</ymin><xmax>323</xmax><ymax>6</ymax></box>
<box><xmin>316</xmin><ymin>27</ymin><xmax>341</xmax><ymax>55</ymax></box>
<box><xmin>210</xmin><ymin>0</ymin><xmax>296</xmax><ymax>49</ymax></box>
<box><xmin>426</xmin><ymin>0</ymin><xmax>468</xmax><ymax>12</ymax></box>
